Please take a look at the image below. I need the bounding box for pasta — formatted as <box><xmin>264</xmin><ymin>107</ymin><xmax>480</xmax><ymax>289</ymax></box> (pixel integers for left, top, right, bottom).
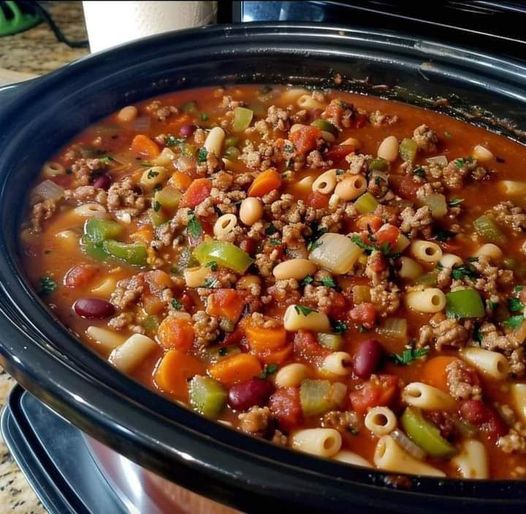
<box><xmin>140</xmin><ymin>166</ymin><xmax>168</xmax><ymax>189</ymax></box>
<box><xmin>321</xmin><ymin>352</ymin><xmax>352</xmax><ymax>376</ymax></box>
<box><xmin>73</xmin><ymin>203</ymin><xmax>108</xmax><ymax>218</ymax></box>
<box><xmin>364</xmin><ymin>406</ymin><xmax>397</xmax><ymax>436</ymax></box>
<box><xmin>402</xmin><ymin>382</ymin><xmax>455</xmax><ymax>410</ymax></box>
<box><xmin>452</xmin><ymin>439</ymin><xmax>489</xmax><ymax>479</ymax></box>
<box><xmin>461</xmin><ymin>347</ymin><xmax>509</xmax><ymax>380</ymax></box>
<box><xmin>283</xmin><ymin>305</ymin><xmax>331</xmax><ymax>332</ymax></box>
<box><xmin>439</xmin><ymin>253</ymin><xmax>463</xmax><ymax>269</ymax></box>
<box><xmin>333</xmin><ymin>450</ymin><xmax>371</xmax><ymax>468</ymax></box>
<box><xmin>405</xmin><ymin>288</ymin><xmax>446</xmax><ymax>313</ymax></box>
<box><xmin>108</xmin><ymin>334</ymin><xmax>157</xmax><ymax>373</ymax></box>
<box><xmin>213</xmin><ymin>214</ymin><xmax>238</xmax><ymax>240</ymax></box>
<box><xmin>312</xmin><ymin>169</ymin><xmax>337</xmax><ymax>195</ymax></box>
<box><xmin>291</xmin><ymin>428</ymin><xmax>342</xmax><ymax>457</ymax></box>
<box><xmin>334</xmin><ymin>175</ymin><xmax>367</xmax><ymax>201</ymax></box>
<box><xmin>410</xmin><ymin>240</ymin><xmax>443</xmax><ymax>263</ymax></box>
<box><xmin>511</xmin><ymin>383</ymin><xmax>526</xmax><ymax>423</ymax></box>
<box><xmin>42</xmin><ymin>161</ymin><xmax>65</xmax><ymax>178</ymax></box>
<box><xmin>473</xmin><ymin>243</ymin><xmax>503</xmax><ymax>262</ymax></box>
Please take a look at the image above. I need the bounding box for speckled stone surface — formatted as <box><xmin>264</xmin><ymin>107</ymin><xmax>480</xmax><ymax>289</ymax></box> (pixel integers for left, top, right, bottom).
<box><xmin>0</xmin><ymin>3</ymin><xmax>88</xmax><ymax>512</ymax></box>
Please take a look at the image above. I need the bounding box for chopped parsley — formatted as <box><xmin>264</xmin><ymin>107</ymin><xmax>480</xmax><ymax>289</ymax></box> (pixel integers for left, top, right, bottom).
<box><xmin>202</xmin><ymin>277</ymin><xmax>219</xmax><ymax>288</ymax></box>
<box><xmin>332</xmin><ymin>320</ymin><xmax>348</xmax><ymax>334</ymax></box>
<box><xmin>320</xmin><ymin>276</ymin><xmax>336</xmax><ymax>288</ymax></box>
<box><xmin>454</xmin><ymin>156</ymin><xmax>473</xmax><ymax>169</ymax></box>
<box><xmin>504</xmin><ymin>315</ymin><xmax>524</xmax><ymax>330</ymax></box>
<box><xmin>197</xmin><ymin>147</ymin><xmax>208</xmax><ymax>163</ymax></box>
<box><xmin>451</xmin><ymin>264</ymin><xmax>479</xmax><ymax>281</ymax></box>
<box><xmin>200</xmin><ymin>113</ymin><xmax>209</xmax><ymax>121</ymax></box>
<box><xmin>206</xmin><ymin>261</ymin><xmax>218</xmax><ymax>272</ymax></box>
<box><xmin>448</xmin><ymin>198</ymin><xmax>464</xmax><ymax>207</ymax></box>
<box><xmin>412</xmin><ymin>166</ymin><xmax>426</xmax><ymax>178</ymax></box>
<box><xmin>153</xmin><ymin>200</ymin><xmax>161</xmax><ymax>212</ymax></box>
<box><xmin>218</xmin><ymin>347</ymin><xmax>229</xmax><ymax>356</ymax></box>
<box><xmin>473</xmin><ymin>324</ymin><xmax>483</xmax><ymax>344</ymax></box>
<box><xmin>350</xmin><ymin>234</ymin><xmax>398</xmax><ymax>258</ymax></box>
<box><xmin>307</xmin><ymin>239</ymin><xmax>323</xmax><ymax>252</ymax></box>
<box><xmin>391</xmin><ymin>346</ymin><xmax>429</xmax><ymax>366</ymax></box>
<box><xmin>265</xmin><ymin>223</ymin><xmax>278</xmax><ymax>236</ymax></box>
<box><xmin>307</xmin><ymin>223</ymin><xmax>327</xmax><ymax>252</ymax></box>
<box><xmin>147</xmin><ymin>169</ymin><xmax>159</xmax><ymax>179</ymax></box>
<box><xmin>508</xmin><ymin>297</ymin><xmax>524</xmax><ymax>313</ymax></box>
<box><xmin>301</xmin><ymin>275</ymin><xmax>314</xmax><ymax>286</ymax></box>
<box><xmin>38</xmin><ymin>276</ymin><xmax>57</xmax><ymax>296</ymax></box>
<box><xmin>165</xmin><ymin>135</ymin><xmax>185</xmax><ymax>146</ymax></box>
<box><xmin>98</xmin><ymin>155</ymin><xmax>114</xmax><ymax>165</ymax></box>
<box><xmin>294</xmin><ymin>305</ymin><xmax>316</xmax><ymax>316</ymax></box>
<box><xmin>269</xmin><ymin>238</ymin><xmax>282</xmax><ymax>246</ymax></box>
<box><xmin>171</xmin><ymin>299</ymin><xmax>183</xmax><ymax>310</ymax></box>
<box><xmin>187</xmin><ymin>213</ymin><xmax>202</xmax><ymax>238</ymax></box>
<box><xmin>259</xmin><ymin>363</ymin><xmax>278</xmax><ymax>379</ymax></box>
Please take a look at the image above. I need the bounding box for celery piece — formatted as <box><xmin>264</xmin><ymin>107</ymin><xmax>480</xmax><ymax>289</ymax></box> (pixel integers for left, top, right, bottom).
<box><xmin>84</xmin><ymin>218</ymin><xmax>123</xmax><ymax>244</ymax></box>
<box><xmin>446</xmin><ymin>288</ymin><xmax>485</xmax><ymax>318</ymax></box>
<box><xmin>154</xmin><ymin>186</ymin><xmax>181</xmax><ymax>209</ymax></box>
<box><xmin>232</xmin><ymin>107</ymin><xmax>254</xmax><ymax>132</ymax></box>
<box><xmin>189</xmin><ymin>376</ymin><xmax>227</xmax><ymax>418</ymax></box>
<box><xmin>414</xmin><ymin>271</ymin><xmax>438</xmax><ymax>287</ymax></box>
<box><xmin>354</xmin><ymin>192</ymin><xmax>379</xmax><ymax>214</ymax></box>
<box><xmin>422</xmin><ymin>194</ymin><xmax>447</xmax><ymax>219</ymax></box>
<box><xmin>378</xmin><ymin>317</ymin><xmax>407</xmax><ymax>340</ymax></box>
<box><xmin>369</xmin><ymin>158</ymin><xmax>388</xmax><ymax>171</ymax></box>
<box><xmin>317</xmin><ymin>333</ymin><xmax>343</xmax><ymax>351</ymax></box>
<box><xmin>401</xmin><ymin>407</ymin><xmax>456</xmax><ymax>458</ymax></box>
<box><xmin>399</xmin><ymin>138</ymin><xmax>418</xmax><ymax>162</ymax></box>
<box><xmin>224</xmin><ymin>146</ymin><xmax>241</xmax><ymax>160</ymax></box>
<box><xmin>311</xmin><ymin>119</ymin><xmax>338</xmax><ymax>135</ymax></box>
<box><xmin>193</xmin><ymin>241</ymin><xmax>254</xmax><ymax>274</ymax></box>
<box><xmin>103</xmin><ymin>240</ymin><xmax>148</xmax><ymax>266</ymax></box>
<box><xmin>150</xmin><ymin>208</ymin><xmax>169</xmax><ymax>227</ymax></box>
<box><xmin>300</xmin><ymin>379</ymin><xmax>345</xmax><ymax>416</ymax></box>
<box><xmin>473</xmin><ymin>215</ymin><xmax>505</xmax><ymax>244</ymax></box>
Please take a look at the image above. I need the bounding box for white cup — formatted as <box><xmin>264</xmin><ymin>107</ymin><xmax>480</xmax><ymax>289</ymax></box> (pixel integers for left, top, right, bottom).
<box><xmin>82</xmin><ymin>1</ymin><xmax>217</xmax><ymax>53</ymax></box>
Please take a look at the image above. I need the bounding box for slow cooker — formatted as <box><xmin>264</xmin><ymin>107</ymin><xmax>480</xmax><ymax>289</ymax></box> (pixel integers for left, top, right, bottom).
<box><xmin>1</xmin><ymin>19</ymin><xmax>526</xmax><ymax>513</ymax></box>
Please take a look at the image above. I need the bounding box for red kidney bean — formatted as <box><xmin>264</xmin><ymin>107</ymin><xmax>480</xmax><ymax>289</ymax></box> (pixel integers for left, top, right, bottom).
<box><xmin>179</xmin><ymin>124</ymin><xmax>195</xmax><ymax>137</ymax></box>
<box><xmin>353</xmin><ymin>339</ymin><xmax>384</xmax><ymax>379</ymax></box>
<box><xmin>73</xmin><ymin>298</ymin><xmax>115</xmax><ymax>319</ymax></box>
<box><xmin>459</xmin><ymin>400</ymin><xmax>507</xmax><ymax>441</ymax></box>
<box><xmin>93</xmin><ymin>174</ymin><xmax>112</xmax><ymax>190</ymax></box>
<box><xmin>459</xmin><ymin>399</ymin><xmax>487</xmax><ymax>425</ymax></box>
<box><xmin>228</xmin><ymin>378</ymin><xmax>274</xmax><ymax>411</ymax></box>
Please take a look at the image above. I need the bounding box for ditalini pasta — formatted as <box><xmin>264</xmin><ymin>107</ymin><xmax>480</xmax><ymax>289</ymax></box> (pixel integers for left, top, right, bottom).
<box><xmin>22</xmin><ymin>84</ymin><xmax>526</xmax><ymax>479</ymax></box>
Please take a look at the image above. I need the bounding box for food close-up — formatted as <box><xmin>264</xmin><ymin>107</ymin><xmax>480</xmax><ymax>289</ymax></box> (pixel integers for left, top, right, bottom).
<box><xmin>22</xmin><ymin>84</ymin><xmax>526</xmax><ymax>479</ymax></box>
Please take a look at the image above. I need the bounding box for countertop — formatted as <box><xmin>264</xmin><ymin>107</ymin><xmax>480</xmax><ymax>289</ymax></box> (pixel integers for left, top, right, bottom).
<box><xmin>0</xmin><ymin>3</ymin><xmax>88</xmax><ymax>512</ymax></box>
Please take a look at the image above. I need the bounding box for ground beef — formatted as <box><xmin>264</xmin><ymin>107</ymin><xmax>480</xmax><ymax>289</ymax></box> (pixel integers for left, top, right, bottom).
<box><xmin>369</xmin><ymin>110</ymin><xmax>398</xmax><ymax>127</ymax></box>
<box><xmin>70</xmin><ymin>157</ymin><xmax>109</xmax><ymax>186</ymax></box>
<box><xmin>265</xmin><ymin>105</ymin><xmax>291</xmax><ymax>131</ymax></box>
<box><xmin>412</xmin><ymin>124</ymin><xmax>438</xmax><ymax>153</ymax></box>
<box><xmin>246</xmin><ymin>312</ymin><xmax>281</xmax><ymax>329</ymax></box>
<box><xmin>302</xmin><ymin>284</ymin><xmax>340</xmax><ymax>314</ymax></box>
<box><xmin>446</xmin><ymin>360</ymin><xmax>482</xmax><ymax>400</ymax></box>
<box><xmin>322</xmin><ymin>410</ymin><xmax>359</xmax><ymax>434</ymax></box>
<box><xmin>107</xmin><ymin>177</ymin><xmax>146</xmax><ymax>216</ymax></box>
<box><xmin>491</xmin><ymin>201</ymin><xmax>526</xmax><ymax>233</ymax></box>
<box><xmin>271</xmin><ymin>430</ymin><xmax>288</xmax><ymax>446</ymax></box>
<box><xmin>31</xmin><ymin>199</ymin><xmax>57</xmax><ymax>231</ymax></box>
<box><xmin>192</xmin><ymin>310</ymin><xmax>220</xmax><ymax>347</ymax></box>
<box><xmin>65</xmin><ymin>185</ymin><xmax>107</xmax><ymax>204</ymax></box>
<box><xmin>211</xmin><ymin>171</ymin><xmax>234</xmax><ymax>191</ymax></box>
<box><xmin>220</xmin><ymin>95</ymin><xmax>243</xmax><ymax>111</ymax></box>
<box><xmin>425</xmin><ymin>411</ymin><xmax>456</xmax><ymax>440</ymax></box>
<box><xmin>110</xmin><ymin>274</ymin><xmax>145</xmax><ymax>310</ymax></box>
<box><xmin>478</xmin><ymin>322</ymin><xmax>525</xmax><ymax>376</ymax></box>
<box><xmin>145</xmin><ymin>100</ymin><xmax>178</xmax><ymax>121</ymax></box>
<box><xmin>266</xmin><ymin>279</ymin><xmax>301</xmax><ymax>306</ymax></box>
<box><xmin>345</xmin><ymin>153</ymin><xmax>368</xmax><ymax>174</ymax></box>
<box><xmin>306</xmin><ymin>149</ymin><xmax>332</xmax><ymax>169</ymax></box>
<box><xmin>399</xmin><ymin>205</ymin><xmax>432</xmax><ymax>238</ymax></box>
<box><xmin>196</xmin><ymin>150</ymin><xmax>222</xmax><ymax>176</ymax></box>
<box><xmin>365</xmin><ymin>251</ymin><xmax>389</xmax><ymax>286</ymax></box>
<box><xmin>321</xmin><ymin>99</ymin><xmax>355</xmax><ymax>129</ymax></box>
<box><xmin>417</xmin><ymin>314</ymin><xmax>469</xmax><ymax>350</ymax></box>
<box><xmin>238</xmin><ymin>406</ymin><xmax>271</xmax><ymax>435</ymax></box>
<box><xmin>498</xmin><ymin>427</ymin><xmax>526</xmax><ymax>454</ymax></box>
<box><xmin>369</xmin><ymin>282</ymin><xmax>400</xmax><ymax>316</ymax></box>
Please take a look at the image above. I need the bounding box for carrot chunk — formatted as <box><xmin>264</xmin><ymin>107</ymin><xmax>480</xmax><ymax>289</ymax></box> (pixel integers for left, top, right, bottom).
<box><xmin>208</xmin><ymin>353</ymin><xmax>262</xmax><ymax>386</ymax></box>
<box><xmin>422</xmin><ymin>356</ymin><xmax>460</xmax><ymax>392</ymax></box>
<box><xmin>179</xmin><ymin>178</ymin><xmax>212</xmax><ymax>208</ymax></box>
<box><xmin>247</xmin><ymin>169</ymin><xmax>282</xmax><ymax>197</ymax></box>
<box><xmin>131</xmin><ymin>134</ymin><xmax>161</xmax><ymax>159</ymax></box>
<box><xmin>245</xmin><ymin>324</ymin><xmax>287</xmax><ymax>353</ymax></box>
<box><xmin>158</xmin><ymin>316</ymin><xmax>195</xmax><ymax>351</ymax></box>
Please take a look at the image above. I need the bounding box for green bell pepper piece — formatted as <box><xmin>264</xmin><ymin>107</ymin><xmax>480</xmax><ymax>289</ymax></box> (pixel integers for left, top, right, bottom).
<box><xmin>189</xmin><ymin>375</ymin><xmax>227</xmax><ymax>418</ymax></box>
<box><xmin>446</xmin><ymin>288</ymin><xmax>485</xmax><ymax>318</ymax></box>
<box><xmin>84</xmin><ymin>218</ymin><xmax>123</xmax><ymax>243</ymax></box>
<box><xmin>103</xmin><ymin>240</ymin><xmax>148</xmax><ymax>266</ymax></box>
<box><xmin>399</xmin><ymin>138</ymin><xmax>418</xmax><ymax>162</ymax></box>
<box><xmin>81</xmin><ymin>236</ymin><xmax>108</xmax><ymax>261</ymax></box>
<box><xmin>311</xmin><ymin>119</ymin><xmax>338</xmax><ymax>135</ymax></box>
<box><xmin>369</xmin><ymin>158</ymin><xmax>388</xmax><ymax>171</ymax></box>
<box><xmin>401</xmin><ymin>407</ymin><xmax>456</xmax><ymax>458</ymax></box>
<box><xmin>232</xmin><ymin>107</ymin><xmax>254</xmax><ymax>132</ymax></box>
<box><xmin>473</xmin><ymin>215</ymin><xmax>505</xmax><ymax>244</ymax></box>
<box><xmin>193</xmin><ymin>241</ymin><xmax>254</xmax><ymax>274</ymax></box>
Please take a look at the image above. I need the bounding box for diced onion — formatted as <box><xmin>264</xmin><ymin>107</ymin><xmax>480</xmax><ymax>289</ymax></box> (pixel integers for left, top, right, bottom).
<box><xmin>309</xmin><ymin>233</ymin><xmax>363</xmax><ymax>274</ymax></box>
<box><xmin>31</xmin><ymin>180</ymin><xmax>64</xmax><ymax>203</ymax></box>
<box><xmin>426</xmin><ymin>155</ymin><xmax>448</xmax><ymax>166</ymax></box>
<box><xmin>390</xmin><ymin>428</ymin><xmax>426</xmax><ymax>460</ymax></box>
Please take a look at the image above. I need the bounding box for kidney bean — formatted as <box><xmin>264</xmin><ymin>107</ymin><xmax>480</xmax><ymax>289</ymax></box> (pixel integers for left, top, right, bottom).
<box><xmin>459</xmin><ymin>399</ymin><xmax>508</xmax><ymax>441</ymax></box>
<box><xmin>459</xmin><ymin>399</ymin><xmax>487</xmax><ymax>425</ymax></box>
<box><xmin>353</xmin><ymin>339</ymin><xmax>384</xmax><ymax>379</ymax></box>
<box><xmin>73</xmin><ymin>298</ymin><xmax>115</xmax><ymax>319</ymax></box>
<box><xmin>228</xmin><ymin>378</ymin><xmax>274</xmax><ymax>411</ymax></box>
<box><xmin>93</xmin><ymin>174</ymin><xmax>112</xmax><ymax>190</ymax></box>
<box><xmin>179</xmin><ymin>124</ymin><xmax>195</xmax><ymax>137</ymax></box>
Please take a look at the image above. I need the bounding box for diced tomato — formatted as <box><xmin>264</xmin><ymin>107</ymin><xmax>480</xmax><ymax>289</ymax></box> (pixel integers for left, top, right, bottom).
<box><xmin>207</xmin><ymin>289</ymin><xmax>245</xmax><ymax>323</ymax></box>
<box><xmin>375</xmin><ymin>224</ymin><xmax>400</xmax><ymax>247</ymax></box>
<box><xmin>269</xmin><ymin>387</ymin><xmax>303</xmax><ymax>431</ymax></box>
<box><xmin>239</xmin><ymin>237</ymin><xmax>258</xmax><ymax>256</ymax></box>
<box><xmin>289</xmin><ymin>125</ymin><xmax>321</xmax><ymax>154</ymax></box>
<box><xmin>179</xmin><ymin>178</ymin><xmax>212</xmax><ymax>208</ymax></box>
<box><xmin>349</xmin><ymin>303</ymin><xmax>377</xmax><ymax>329</ymax></box>
<box><xmin>356</xmin><ymin>214</ymin><xmax>382</xmax><ymax>232</ymax></box>
<box><xmin>367</xmin><ymin>252</ymin><xmax>387</xmax><ymax>273</ymax></box>
<box><xmin>307</xmin><ymin>191</ymin><xmax>329</xmax><ymax>209</ymax></box>
<box><xmin>349</xmin><ymin>374</ymin><xmax>399</xmax><ymax>414</ymax></box>
<box><xmin>325</xmin><ymin>144</ymin><xmax>356</xmax><ymax>162</ymax></box>
<box><xmin>221</xmin><ymin>327</ymin><xmax>245</xmax><ymax>347</ymax></box>
<box><xmin>179</xmin><ymin>293</ymin><xmax>194</xmax><ymax>312</ymax></box>
<box><xmin>293</xmin><ymin>330</ymin><xmax>329</xmax><ymax>366</ymax></box>
<box><xmin>389</xmin><ymin>175</ymin><xmax>420</xmax><ymax>200</ymax></box>
<box><xmin>440</xmin><ymin>239</ymin><xmax>462</xmax><ymax>253</ymax></box>
<box><xmin>354</xmin><ymin>113</ymin><xmax>368</xmax><ymax>128</ymax></box>
<box><xmin>64</xmin><ymin>264</ymin><xmax>98</xmax><ymax>288</ymax></box>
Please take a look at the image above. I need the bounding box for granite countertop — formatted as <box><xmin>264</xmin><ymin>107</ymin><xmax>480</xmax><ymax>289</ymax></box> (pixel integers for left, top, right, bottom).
<box><xmin>0</xmin><ymin>3</ymin><xmax>88</xmax><ymax>512</ymax></box>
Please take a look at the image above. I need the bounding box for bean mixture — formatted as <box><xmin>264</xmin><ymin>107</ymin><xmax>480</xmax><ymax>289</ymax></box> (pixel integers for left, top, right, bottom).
<box><xmin>20</xmin><ymin>85</ymin><xmax>526</xmax><ymax>479</ymax></box>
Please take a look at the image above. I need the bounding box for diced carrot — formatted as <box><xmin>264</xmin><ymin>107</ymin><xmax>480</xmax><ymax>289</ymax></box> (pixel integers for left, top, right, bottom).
<box><xmin>63</xmin><ymin>264</ymin><xmax>98</xmax><ymax>288</ymax></box>
<box><xmin>143</xmin><ymin>294</ymin><xmax>165</xmax><ymax>315</ymax></box>
<box><xmin>307</xmin><ymin>191</ymin><xmax>329</xmax><ymax>208</ymax></box>
<box><xmin>154</xmin><ymin>349</ymin><xmax>205</xmax><ymax>401</ymax></box>
<box><xmin>247</xmin><ymin>169</ymin><xmax>282</xmax><ymax>197</ymax></box>
<box><xmin>289</xmin><ymin>125</ymin><xmax>321</xmax><ymax>154</ymax></box>
<box><xmin>256</xmin><ymin>343</ymin><xmax>293</xmax><ymax>365</ymax></box>
<box><xmin>130</xmin><ymin>225</ymin><xmax>154</xmax><ymax>245</ymax></box>
<box><xmin>375</xmin><ymin>224</ymin><xmax>400</xmax><ymax>247</ymax></box>
<box><xmin>158</xmin><ymin>316</ymin><xmax>195</xmax><ymax>352</ymax></box>
<box><xmin>206</xmin><ymin>289</ymin><xmax>245</xmax><ymax>323</ymax></box>
<box><xmin>145</xmin><ymin>269</ymin><xmax>173</xmax><ymax>291</ymax></box>
<box><xmin>245</xmin><ymin>324</ymin><xmax>287</xmax><ymax>352</ymax></box>
<box><xmin>356</xmin><ymin>214</ymin><xmax>382</xmax><ymax>232</ymax></box>
<box><xmin>131</xmin><ymin>134</ymin><xmax>161</xmax><ymax>159</ymax></box>
<box><xmin>208</xmin><ymin>353</ymin><xmax>262</xmax><ymax>386</ymax></box>
<box><xmin>171</xmin><ymin>171</ymin><xmax>193</xmax><ymax>191</ymax></box>
<box><xmin>179</xmin><ymin>178</ymin><xmax>212</xmax><ymax>208</ymax></box>
<box><xmin>422</xmin><ymin>356</ymin><xmax>460</xmax><ymax>392</ymax></box>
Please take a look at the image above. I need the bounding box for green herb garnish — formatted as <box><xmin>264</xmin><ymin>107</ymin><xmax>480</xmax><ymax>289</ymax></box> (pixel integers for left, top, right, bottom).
<box><xmin>38</xmin><ymin>276</ymin><xmax>57</xmax><ymax>296</ymax></box>
<box><xmin>187</xmin><ymin>213</ymin><xmax>202</xmax><ymax>238</ymax></box>
<box><xmin>153</xmin><ymin>200</ymin><xmax>161</xmax><ymax>212</ymax></box>
<box><xmin>451</xmin><ymin>264</ymin><xmax>479</xmax><ymax>281</ymax></box>
<box><xmin>259</xmin><ymin>363</ymin><xmax>278</xmax><ymax>379</ymax></box>
<box><xmin>197</xmin><ymin>147</ymin><xmax>208</xmax><ymax>163</ymax></box>
<box><xmin>504</xmin><ymin>315</ymin><xmax>524</xmax><ymax>330</ymax></box>
<box><xmin>320</xmin><ymin>276</ymin><xmax>336</xmax><ymax>288</ymax></box>
<box><xmin>206</xmin><ymin>261</ymin><xmax>218</xmax><ymax>272</ymax></box>
<box><xmin>301</xmin><ymin>275</ymin><xmax>314</xmax><ymax>286</ymax></box>
<box><xmin>391</xmin><ymin>347</ymin><xmax>429</xmax><ymax>366</ymax></box>
<box><xmin>332</xmin><ymin>320</ymin><xmax>348</xmax><ymax>334</ymax></box>
<box><xmin>508</xmin><ymin>297</ymin><xmax>524</xmax><ymax>313</ymax></box>
<box><xmin>171</xmin><ymin>299</ymin><xmax>183</xmax><ymax>310</ymax></box>
<box><xmin>294</xmin><ymin>305</ymin><xmax>316</xmax><ymax>316</ymax></box>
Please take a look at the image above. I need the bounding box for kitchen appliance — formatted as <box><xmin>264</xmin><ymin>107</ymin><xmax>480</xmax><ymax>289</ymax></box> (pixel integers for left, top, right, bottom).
<box><xmin>2</xmin><ymin>4</ymin><xmax>526</xmax><ymax>513</ymax></box>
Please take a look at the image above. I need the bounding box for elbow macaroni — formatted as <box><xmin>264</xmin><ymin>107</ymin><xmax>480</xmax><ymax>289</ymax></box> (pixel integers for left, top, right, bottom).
<box><xmin>284</xmin><ymin>305</ymin><xmax>331</xmax><ymax>332</ymax></box>
<box><xmin>405</xmin><ymin>288</ymin><xmax>446</xmax><ymax>313</ymax></box>
<box><xmin>364</xmin><ymin>406</ymin><xmax>397</xmax><ymax>436</ymax></box>
<box><xmin>460</xmin><ymin>347</ymin><xmax>509</xmax><ymax>380</ymax></box>
<box><xmin>402</xmin><ymin>382</ymin><xmax>456</xmax><ymax>410</ymax></box>
<box><xmin>410</xmin><ymin>240</ymin><xmax>443</xmax><ymax>264</ymax></box>
<box><xmin>291</xmin><ymin>428</ymin><xmax>342</xmax><ymax>458</ymax></box>
<box><xmin>452</xmin><ymin>439</ymin><xmax>489</xmax><ymax>479</ymax></box>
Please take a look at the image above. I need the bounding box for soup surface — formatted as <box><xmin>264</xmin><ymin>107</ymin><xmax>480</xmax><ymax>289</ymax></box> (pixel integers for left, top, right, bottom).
<box><xmin>21</xmin><ymin>85</ymin><xmax>526</xmax><ymax>479</ymax></box>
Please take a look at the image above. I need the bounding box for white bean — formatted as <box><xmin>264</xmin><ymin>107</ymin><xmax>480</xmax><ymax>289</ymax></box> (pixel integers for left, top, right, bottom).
<box><xmin>377</xmin><ymin>136</ymin><xmax>398</xmax><ymax>162</ymax></box>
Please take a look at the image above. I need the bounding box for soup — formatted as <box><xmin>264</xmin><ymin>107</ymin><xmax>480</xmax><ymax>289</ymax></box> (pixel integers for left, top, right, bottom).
<box><xmin>20</xmin><ymin>84</ymin><xmax>526</xmax><ymax>479</ymax></box>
